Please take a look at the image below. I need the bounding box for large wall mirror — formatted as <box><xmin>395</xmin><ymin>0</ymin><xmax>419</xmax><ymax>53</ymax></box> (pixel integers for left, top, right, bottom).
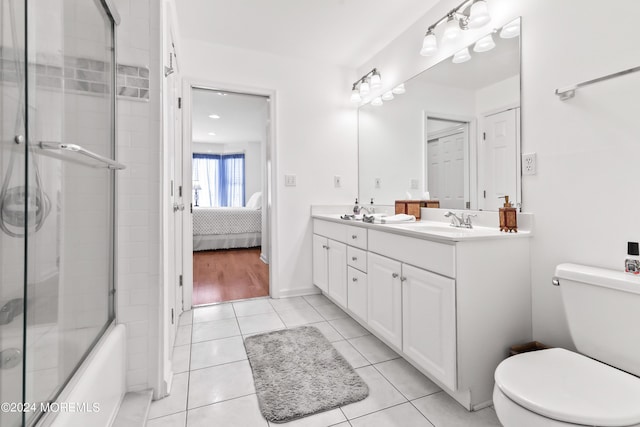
<box><xmin>359</xmin><ymin>18</ymin><xmax>521</xmax><ymax>211</ymax></box>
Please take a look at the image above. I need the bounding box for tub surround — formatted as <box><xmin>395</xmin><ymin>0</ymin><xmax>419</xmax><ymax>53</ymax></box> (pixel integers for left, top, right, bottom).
<box><xmin>312</xmin><ymin>206</ymin><xmax>532</xmax><ymax>410</ymax></box>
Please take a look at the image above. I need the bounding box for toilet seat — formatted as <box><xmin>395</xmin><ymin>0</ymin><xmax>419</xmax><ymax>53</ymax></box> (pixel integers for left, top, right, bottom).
<box><xmin>494</xmin><ymin>348</ymin><xmax>640</xmax><ymax>426</ymax></box>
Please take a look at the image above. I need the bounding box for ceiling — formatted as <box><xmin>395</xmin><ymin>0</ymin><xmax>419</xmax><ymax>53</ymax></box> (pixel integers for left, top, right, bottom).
<box><xmin>192</xmin><ymin>88</ymin><xmax>269</xmax><ymax>144</ymax></box>
<box><xmin>175</xmin><ymin>0</ymin><xmax>441</xmax><ymax>68</ymax></box>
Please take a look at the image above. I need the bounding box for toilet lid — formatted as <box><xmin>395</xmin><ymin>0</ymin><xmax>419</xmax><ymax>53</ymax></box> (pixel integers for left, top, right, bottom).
<box><xmin>495</xmin><ymin>348</ymin><xmax>640</xmax><ymax>426</ymax></box>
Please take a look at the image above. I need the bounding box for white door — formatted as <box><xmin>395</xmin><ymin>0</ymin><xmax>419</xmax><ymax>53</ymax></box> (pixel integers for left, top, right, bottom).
<box><xmin>367</xmin><ymin>253</ymin><xmax>402</xmax><ymax>348</ymax></box>
<box><xmin>312</xmin><ymin>234</ymin><xmax>328</xmax><ymax>292</ymax></box>
<box><xmin>428</xmin><ymin>131</ymin><xmax>466</xmax><ymax>209</ymax></box>
<box><xmin>327</xmin><ymin>240</ymin><xmax>347</xmax><ymax>307</ymax></box>
<box><xmin>481</xmin><ymin>109</ymin><xmax>518</xmax><ymax>210</ymax></box>
<box><xmin>402</xmin><ymin>264</ymin><xmax>456</xmax><ymax>390</ymax></box>
<box><xmin>347</xmin><ymin>266</ymin><xmax>367</xmax><ymax>321</ymax></box>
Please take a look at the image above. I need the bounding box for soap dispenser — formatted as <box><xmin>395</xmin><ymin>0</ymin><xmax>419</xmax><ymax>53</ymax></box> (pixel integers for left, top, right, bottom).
<box><xmin>498</xmin><ymin>195</ymin><xmax>517</xmax><ymax>232</ymax></box>
<box><xmin>353</xmin><ymin>198</ymin><xmax>360</xmax><ymax>215</ymax></box>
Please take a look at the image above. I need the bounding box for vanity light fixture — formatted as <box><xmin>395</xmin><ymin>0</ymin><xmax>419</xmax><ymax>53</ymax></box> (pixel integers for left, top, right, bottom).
<box><xmin>419</xmin><ymin>0</ymin><xmax>492</xmax><ymax>57</ymax></box>
<box><xmin>473</xmin><ymin>33</ymin><xmax>495</xmax><ymax>52</ymax></box>
<box><xmin>382</xmin><ymin>91</ymin><xmax>394</xmax><ymax>101</ymax></box>
<box><xmin>371</xmin><ymin>97</ymin><xmax>383</xmax><ymax>106</ymax></box>
<box><xmin>350</xmin><ymin>68</ymin><xmax>382</xmax><ymax>103</ymax></box>
<box><xmin>392</xmin><ymin>84</ymin><xmax>406</xmax><ymax>94</ymax></box>
<box><xmin>452</xmin><ymin>47</ymin><xmax>472</xmax><ymax>63</ymax></box>
<box><xmin>500</xmin><ymin>18</ymin><xmax>520</xmax><ymax>39</ymax></box>
<box><xmin>208</xmin><ymin>114</ymin><xmax>220</xmax><ymax>119</ymax></box>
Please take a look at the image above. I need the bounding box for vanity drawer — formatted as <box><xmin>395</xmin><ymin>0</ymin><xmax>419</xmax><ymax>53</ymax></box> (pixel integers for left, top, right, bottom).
<box><xmin>368</xmin><ymin>229</ymin><xmax>456</xmax><ymax>278</ymax></box>
<box><xmin>313</xmin><ymin>219</ymin><xmax>346</xmax><ymax>243</ymax></box>
<box><xmin>347</xmin><ymin>225</ymin><xmax>368</xmax><ymax>249</ymax></box>
<box><xmin>347</xmin><ymin>246</ymin><xmax>367</xmax><ymax>272</ymax></box>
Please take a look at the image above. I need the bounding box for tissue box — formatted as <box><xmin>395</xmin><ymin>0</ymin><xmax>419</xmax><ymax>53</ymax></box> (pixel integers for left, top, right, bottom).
<box><xmin>395</xmin><ymin>200</ymin><xmax>440</xmax><ymax>219</ymax></box>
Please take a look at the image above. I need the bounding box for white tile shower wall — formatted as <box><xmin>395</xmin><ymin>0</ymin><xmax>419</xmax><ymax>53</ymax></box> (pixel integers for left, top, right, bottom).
<box><xmin>114</xmin><ymin>0</ymin><xmax>163</xmax><ymax>393</ymax></box>
<box><xmin>356</xmin><ymin>0</ymin><xmax>640</xmax><ymax>349</ymax></box>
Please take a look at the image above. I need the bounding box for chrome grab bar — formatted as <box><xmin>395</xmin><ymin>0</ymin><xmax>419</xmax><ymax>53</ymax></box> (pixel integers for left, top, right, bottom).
<box><xmin>38</xmin><ymin>141</ymin><xmax>126</xmax><ymax>170</ymax></box>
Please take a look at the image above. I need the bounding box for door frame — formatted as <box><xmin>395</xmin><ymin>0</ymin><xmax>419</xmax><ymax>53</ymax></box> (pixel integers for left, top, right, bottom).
<box><xmin>181</xmin><ymin>79</ymin><xmax>278</xmax><ymax>310</ymax></box>
<box><xmin>423</xmin><ymin>111</ymin><xmax>476</xmax><ymax>209</ymax></box>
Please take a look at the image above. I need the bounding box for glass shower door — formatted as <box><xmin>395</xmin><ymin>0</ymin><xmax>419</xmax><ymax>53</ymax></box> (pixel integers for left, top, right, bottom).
<box><xmin>23</xmin><ymin>0</ymin><xmax>116</xmax><ymax>424</ymax></box>
<box><xmin>0</xmin><ymin>0</ymin><xmax>27</xmax><ymax>425</ymax></box>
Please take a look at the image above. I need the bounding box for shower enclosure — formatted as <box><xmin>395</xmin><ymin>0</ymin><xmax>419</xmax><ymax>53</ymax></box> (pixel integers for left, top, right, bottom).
<box><xmin>1</xmin><ymin>0</ymin><xmax>121</xmax><ymax>425</ymax></box>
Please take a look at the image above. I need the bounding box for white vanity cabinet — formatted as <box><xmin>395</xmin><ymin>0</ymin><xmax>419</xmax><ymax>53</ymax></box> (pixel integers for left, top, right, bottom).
<box><xmin>312</xmin><ymin>216</ymin><xmax>532</xmax><ymax>411</ymax></box>
<box><xmin>402</xmin><ymin>263</ymin><xmax>456</xmax><ymax>390</ymax></box>
<box><xmin>313</xmin><ymin>221</ymin><xmax>365</xmax><ymax>312</ymax></box>
<box><xmin>367</xmin><ymin>253</ymin><xmax>402</xmax><ymax>348</ymax></box>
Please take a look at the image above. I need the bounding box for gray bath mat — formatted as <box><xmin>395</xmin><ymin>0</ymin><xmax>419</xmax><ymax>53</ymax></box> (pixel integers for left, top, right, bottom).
<box><xmin>244</xmin><ymin>325</ymin><xmax>369</xmax><ymax>423</ymax></box>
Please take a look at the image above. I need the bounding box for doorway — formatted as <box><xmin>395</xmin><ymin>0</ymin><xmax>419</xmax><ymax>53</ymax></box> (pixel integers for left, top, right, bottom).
<box><xmin>188</xmin><ymin>88</ymin><xmax>271</xmax><ymax>305</ymax></box>
<box><xmin>426</xmin><ymin>117</ymin><xmax>469</xmax><ymax>210</ymax></box>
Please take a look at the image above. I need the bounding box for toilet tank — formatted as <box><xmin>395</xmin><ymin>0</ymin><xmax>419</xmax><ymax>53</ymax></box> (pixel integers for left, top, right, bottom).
<box><xmin>555</xmin><ymin>263</ymin><xmax>640</xmax><ymax>377</ymax></box>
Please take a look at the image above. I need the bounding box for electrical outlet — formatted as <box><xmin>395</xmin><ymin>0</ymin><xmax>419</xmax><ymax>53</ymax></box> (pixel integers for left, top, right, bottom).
<box><xmin>522</xmin><ymin>153</ymin><xmax>537</xmax><ymax>175</ymax></box>
<box><xmin>410</xmin><ymin>179</ymin><xmax>419</xmax><ymax>189</ymax></box>
<box><xmin>284</xmin><ymin>174</ymin><xmax>297</xmax><ymax>186</ymax></box>
<box><xmin>334</xmin><ymin>175</ymin><xmax>341</xmax><ymax>188</ymax></box>
<box><xmin>374</xmin><ymin>178</ymin><xmax>381</xmax><ymax>189</ymax></box>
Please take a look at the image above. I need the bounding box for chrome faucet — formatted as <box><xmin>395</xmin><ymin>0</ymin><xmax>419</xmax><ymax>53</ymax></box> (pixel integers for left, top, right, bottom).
<box><xmin>444</xmin><ymin>211</ymin><xmax>477</xmax><ymax>229</ymax></box>
<box><xmin>358</xmin><ymin>206</ymin><xmax>374</xmax><ymax>215</ymax></box>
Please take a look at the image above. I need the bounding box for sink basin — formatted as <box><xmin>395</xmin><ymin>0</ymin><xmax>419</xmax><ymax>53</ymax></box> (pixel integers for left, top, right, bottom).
<box><xmin>386</xmin><ymin>221</ymin><xmax>502</xmax><ymax>238</ymax></box>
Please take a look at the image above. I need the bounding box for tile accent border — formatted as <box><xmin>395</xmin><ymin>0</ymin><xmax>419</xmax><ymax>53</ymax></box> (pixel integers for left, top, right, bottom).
<box><xmin>0</xmin><ymin>47</ymin><xmax>149</xmax><ymax>101</ymax></box>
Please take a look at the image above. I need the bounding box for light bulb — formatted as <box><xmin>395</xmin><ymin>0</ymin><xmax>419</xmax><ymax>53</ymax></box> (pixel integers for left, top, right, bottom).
<box><xmin>468</xmin><ymin>0</ymin><xmax>491</xmax><ymax>28</ymax></box>
<box><xmin>473</xmin><ymin>34</ymin><xmax>495</xmax><ymax>52</ymax></box>
<box><xmin>371</xmin><ymin>97</ymin><xmax>383</xmax><ymax>106</ymax></box>
<box><xmin>359</xmin><ymin>80</ymin><xmax>370</xmax><ymax>96</ymax></box>
<box><xmin>500</xmin><ymin>18</ymin><xmax>520</xmax><ymax>39</ymax></box>
<box><xmin>442</xmin><ymin>16</ymin><xmax>461</xmax><ymax>42</ymax></box>
<box><xmin>420</xmin><ymin>31</ymin><xmax>438</xmax><ymax>56</ymax></box>
<box><xmin>350</xmin><ymin>88</ymin><xmax>362</xmax><ymax>103</ymax></box>
<box><xmin>392</xmin><ymin>84</ymin><xmax>405</xmax><ymax>95</ymax></box>
<box><xmin>382</xmin><ymin>91</ymin><xmax>394</xmax><ymax>101</ymax></box>
<box><xmin>370</xmin><ymin>70</ymin><xmax>381</xmax><ymax>89</ymax></box>
<box><xmin>452</xmin><ymin>47</ymin><xmax>471</xmax><ymax>64</ymax></box>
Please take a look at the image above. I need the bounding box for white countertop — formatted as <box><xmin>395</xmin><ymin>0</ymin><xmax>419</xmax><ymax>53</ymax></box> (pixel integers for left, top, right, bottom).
<box><xmin>312</xmin><ymin>213</ymin><xmax>532</xmax><ymax>243</ymax></box>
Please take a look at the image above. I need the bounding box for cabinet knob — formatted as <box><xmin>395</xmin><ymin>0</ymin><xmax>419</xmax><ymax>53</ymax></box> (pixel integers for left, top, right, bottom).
<box><xmin>351</xmin><ymin>234</ymin><xmax>358</xmax><ymax>239</ymax></box>
<box><xmin>352</xmin><ymin>277</ymin><xmax>358</xmax><ymax>282</ymax></box>
<box><xmin>392</xmin><ymin>273</ymin><xmax>399</xmax><ymax>278</ymax></box>
<box><xmin>400</xmin><ymin>276</ymin><xmax>407</xmax><ymax>282</ymax></box>
<box><xmin>352</xmin><ymin>256</ymin><xmax>357</xmax><ymax>261</ymax></box>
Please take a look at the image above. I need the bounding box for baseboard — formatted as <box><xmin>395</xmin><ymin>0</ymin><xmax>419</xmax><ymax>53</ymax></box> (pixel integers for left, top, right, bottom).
<box><xmin>276</xmin><ymin>287</ymin><xmax>320</xmax><ymax>298</ymax></box>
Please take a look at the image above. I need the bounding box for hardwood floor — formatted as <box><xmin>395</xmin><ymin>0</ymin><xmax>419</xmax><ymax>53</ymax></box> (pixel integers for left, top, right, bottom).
<box><xmin>193</xmin><ymin>247</ymin><xmax>269</xmax><ymax>305</ymax></box>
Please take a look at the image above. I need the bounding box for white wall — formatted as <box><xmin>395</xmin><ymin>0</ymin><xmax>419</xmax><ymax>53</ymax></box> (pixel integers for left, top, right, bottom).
<box><xmin>357</xmin><ymin>0</ymin><xmax>640</xmax><ymax>349</ymax></box>
<box><xmin>181</xmin><ymin>40</ymin><xmax>357</xmax><ymax>296</ymax></box>
<box><xmin>475</xmin><ymin>74</ymin><xmax>519</xmax><ymax>115</ymax></box>
<box><xmin>192</xmin><ymin>140</ymin><xmax>262</xmax><ymax>204</ymax></box>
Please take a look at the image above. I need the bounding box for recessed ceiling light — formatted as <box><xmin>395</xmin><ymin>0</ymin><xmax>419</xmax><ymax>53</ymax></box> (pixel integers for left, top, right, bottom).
<box><xmin>217</xmin><ymin>92</ymin><xmax>227</xmax><ymax>96</ymax></box>
<box><xmin>208</xmin><ymin>114</ymin><xmax>220</xmax><ymax>119</ymax></box>
<box><xmin>208</xmin><ymin>132</ymin><xmax>216</xmax><ymax>136</ymax></box>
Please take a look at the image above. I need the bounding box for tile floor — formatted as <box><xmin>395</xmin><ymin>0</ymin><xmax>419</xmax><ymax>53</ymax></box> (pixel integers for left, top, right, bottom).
<box><xmin>146</xmin><ymin>295</ymin><xmax>502</xmax><ymax>427</ymax></box>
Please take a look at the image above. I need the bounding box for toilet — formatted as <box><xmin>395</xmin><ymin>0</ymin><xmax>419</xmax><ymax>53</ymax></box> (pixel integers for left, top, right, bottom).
<box><xmin>493</xmin><ymin>263</ymin><xmax>640</xmax><ymax>427</ymax></box>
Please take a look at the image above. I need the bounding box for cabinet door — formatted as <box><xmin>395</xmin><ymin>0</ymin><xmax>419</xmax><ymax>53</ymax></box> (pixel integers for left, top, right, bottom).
<box><xmin>327</xmin><ymin>240</ymin><xmax>347</xmax><ymax>307</ymax></box>
<box><xmin>402</xmin><ymin>264</ymin><xmax>456</xmax><ymax>390</ymax></box>
<box><xmin>312</xmin><ymin>234</ymin><xmax>328</xmax><ymax>292</ymax></box>
<box><xmin>347</xmin><ymin>266</ymin><xmax>367</xmax><ymax>321</ymax></box>
<box><xmin>367</xmin><ymin>253</ymin><xmax>402</xmax><ymax>348</ymax></box>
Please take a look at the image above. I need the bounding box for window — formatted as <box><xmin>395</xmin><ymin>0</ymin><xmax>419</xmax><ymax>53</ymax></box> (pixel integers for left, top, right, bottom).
<box><xmin>193</xmin><ymin>153</ymin><xmax>245</xmax><ymax>207</ymax></box>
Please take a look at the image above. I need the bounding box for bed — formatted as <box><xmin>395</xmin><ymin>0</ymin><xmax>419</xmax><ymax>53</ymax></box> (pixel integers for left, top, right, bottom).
<box><xmin>193</xmin><ymin>207</ymin><xmax>262</xmax><ymax>251</ymax></box>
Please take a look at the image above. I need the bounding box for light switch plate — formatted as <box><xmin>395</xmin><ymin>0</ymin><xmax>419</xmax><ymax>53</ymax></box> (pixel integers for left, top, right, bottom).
<box><xmin>522</xmin><ymin>153</ymin><xmax>537</xmax><ymax>175</ymax></box>
<box><xmin>410</xmin><ymin>179</ymin><xmax>419</xmax><ymax>189</ymax></box>
<box><xmin>285</xmin><ymin>174</ymin><xmax>297</xmax><ymax>186</ymax></box>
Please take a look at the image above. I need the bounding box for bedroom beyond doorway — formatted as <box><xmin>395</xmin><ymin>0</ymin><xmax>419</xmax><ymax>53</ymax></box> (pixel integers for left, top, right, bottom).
<box><xmin>188</xmin><ymin>87</ymin><xmax>271</xmax><ymax>305</ymax></box>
